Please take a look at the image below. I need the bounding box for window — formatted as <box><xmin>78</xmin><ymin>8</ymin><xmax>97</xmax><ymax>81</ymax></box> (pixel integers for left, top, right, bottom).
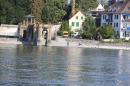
<box><xmin>103</xmin><ymin>15</ymin><xmax>106</xmax><ymax>20</ymax></box>
<box><xmin>81</xmin><ymin>16</ymin><xmax>83</xmax><ymax>20</ymax></box>
<box><xmin>114</xmin><ymin>23</ymin><xmax>118</xmax><ymax>27</ymax></box>
<box><xmin>76</xmin><ymin>16</ymin><xmax>78</xmax><ymax>19</ymax></box>
<box><xmin>117</xmin><ymin>31</ymin><xmax>119</xmax><ymax>35</ymax></box>
<box><xmin>116</xmin><ymin>23</ymin><xmax>118</xmax><ymax>27</ymax></box>
<box><xmin>108</xmin><ymin>23</ymin><xmax>112</xmax><ymax>25</ymax></box>
<box><xmin>72</xmin><ymin>22</ymin><xmax>75</xmax><ymax>26</ymax></box>
<box><xmin>115</xmin><ymin>15</ymin><xmax>118</xmax><ymax>19</ymax></box>
<box><xmin>114</xmin><ymin>23</ymin><xmax>116</xmax><ymax>27</ymax></box>
<box><xmin>117</xmin><ymin>15</ymin><xmax>118</xmax><ymax>19</ymax></box>
<box><xmin>103</xmin><ymin>15</ymin><xmax>104</xmax><ymax>20</ymax></box>
<box><xmin>105</xmin><ymin>15</ymin><xmax>106</xmax><ymax>19</ymax></box>
<box><xmin>76</xmin><ymin>22</ymin><xmax>79</xmax><ymax>27</ymax></box>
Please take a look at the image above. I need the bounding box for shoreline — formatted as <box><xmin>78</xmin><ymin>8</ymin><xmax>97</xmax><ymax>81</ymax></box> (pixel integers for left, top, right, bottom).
<box><xmin>52</xmin><ymin>42</ymin><xmax>130</xmax><ymax>50</ymax></box>
<box><xmin>0</xmin><ymin>39</ymin><xmax>130</xmax><ymax>50</ymax></box>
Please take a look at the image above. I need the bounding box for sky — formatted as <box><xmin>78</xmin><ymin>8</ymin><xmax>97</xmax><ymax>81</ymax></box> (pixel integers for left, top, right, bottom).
<box><xmin>68</xmin><ymin>0</ymin><xmax>70</xmax><ymax>4</ymax></box>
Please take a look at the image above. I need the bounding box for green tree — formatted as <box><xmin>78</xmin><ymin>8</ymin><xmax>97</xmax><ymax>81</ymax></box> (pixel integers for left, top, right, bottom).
<box><xmin>0</xmin><ymin>0</ymin><xmax>15</xmax><ymax>24</ymax></box>
<box><xmin>60</xmin><ymin>21</ymin><xmax>65</xmax><ymax>31</ymax></box>
<box><xmin>60</xmin><ymin>20</ymin><xmax>70</xmax><ymax>31</ymax></box>
<box><xmin>0</xmin><ymin>0</ymin><xmax>31</xmax><ymax>24</ymax></box>
<box><xmin>98</xmin><ymin>24</ymin><xmax>114</xmax><ymax>39</ymax></box>
<box><xmin>82</xmin><ymin>15</ymin><xmax>96</xmax><ymax>39</ymax></box>
<box><xmin>57</xmin><ymin>20</ymin><xmax>71</xmax><ymax>36</ymax></box>
<box><xmin>30</xmin><ymin>0</ymin><xmax>43</xmax><ymax>22</ymax></box>
<box><xmin>75</xmin><ymin>0</ymin><xmax>98</xmax><ymax>12</ymax></box>
<box><xmin>42</xmin><ymin>0</ymin><xmax>67</xmax><ymax>23</ymax></box>
<box><xmin>63</xmin><ymin>4</ymin><xmax>71</xmax><ymax>20</ymax></box>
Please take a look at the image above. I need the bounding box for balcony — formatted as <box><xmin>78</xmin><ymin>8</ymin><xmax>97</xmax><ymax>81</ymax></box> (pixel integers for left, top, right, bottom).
<box><xmin>105</xmin><ymin>19</ymin><xmax>113</xmax><ymax>22</ymax></box>
<box><xmin>127</xmin><ymin>27</ymin><xmax>130</xmax><ymax>30</ymax></box>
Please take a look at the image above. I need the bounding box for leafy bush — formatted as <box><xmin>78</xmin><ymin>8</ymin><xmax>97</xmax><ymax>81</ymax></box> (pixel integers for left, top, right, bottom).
<box><xmin>82</xmin><ymin>15</ymin><xmax>97</xmax><ymax>38</ymax></box>
<box><xmin>81</xmin><ymin>31</ymin><xmax>93</xmax><ymax>39</ymax></box>
<box><xmin>123</xmin><ymin>40</ymin><xmax>130</xmax><ymax>42</ymax></box>
<box><xmin>57</xmin><ymin>30</ymin><xmax>62</xmax><ymax>36</ymax></box>
<box><xmin>98</xmin><ymin>25</ymin><xmax>114</xmax><ymax>39</ymax></box>
<box><xmin>51</xmin><ymin>36</ymin><xmax>56</xmax><ymax>40</ymax></box>
<box><xmin>113</xmin><ymin>39</ymin><xmax>122</xmax><ymax>43</ymax></box>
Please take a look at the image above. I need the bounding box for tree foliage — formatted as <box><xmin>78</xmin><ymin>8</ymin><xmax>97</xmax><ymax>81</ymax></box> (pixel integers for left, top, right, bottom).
<box><xmin>0</xmin><ymin>0</ymin><xmax>30</xmax><ymax>24</ymax></box>
<box><xmin>60</xmin><ymin>20</ymin><xmax>70</xmax><ymax>32</ymax></box>
<box><xmin>75</xmin><ymin>0</ymin><xmax>98</xmax><ymax>12</ymax></box>
<box><xmin>98</xmin><ymin>24</ymin><xmax>114</xmax><ymax>39</ymax></box>
<box><xmin>57</xmin><ymin>20</ymin><xmax>70</xmax><ymax>36</ymax></box>
<box><xmin>30</xmin><ymin>0</ymin><xmax>43</xmax><ymax>22</ymax></box>
<box><xmin>82</xmin><ymin>16</ymin><xmax>96</xmax><ymax>39</ymax></box>
<box><xmin>42</xmin><ymin>0</ymin><xmax>67</xmax><ymax>23</ymax></box>
<box><xmin>0</xmin><ymin>0</ymin><xmax>15</xmax><ymax>24</ymax></box>
<box><xmin>0</xmin><ymin>0</ymin><xmax>99</xmax><ymax>25</ymax></box>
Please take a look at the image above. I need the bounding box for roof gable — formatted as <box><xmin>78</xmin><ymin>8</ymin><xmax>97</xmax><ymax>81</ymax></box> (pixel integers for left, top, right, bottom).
<box><xmin>91</xmin><ymin>3</ymin><xmax>105</xmax><ymax>11</ymax></box>
<box><xmin>69</xmin><ymin>11</ymin><xmax>86</xmax><ymax>21</ymax></box>
<box><xmin>102</xmin><ymin>0</ymin><xmax>130</xmax><ymax>14</ymax></box>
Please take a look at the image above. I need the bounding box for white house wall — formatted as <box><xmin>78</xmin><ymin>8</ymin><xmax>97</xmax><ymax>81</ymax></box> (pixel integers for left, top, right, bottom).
<box><xmin>113</xmin><ymin>14</ymin><xmax>121</xmax><ymax>32</ymax></box>
<box><xmin>69</xmin><ymin>11</ymin><xmax>85</xmax><ymax>32</ymax></box>
<box><xmin>101</xmin><ymin>14</ymin><xmax>122</xmax><ymax>35</ymax></box>
<box><xmin>101</xmin><ymin>14</ymin><xmax>107</xmax><ymax>24</ymax></box>
<box><xmin>0</xmin><ymin>26</ymin><xmax>18</xmax><ymax>36</ymax></box>
<box><xmin>101</xmin><ymin>13</ymin><xmax>130</xmax><ymax>39</ymax></box>
<box><xmin>52</xmin><ymin>24</ymin><xmax>61</xmax><ymax>35</ymax></box>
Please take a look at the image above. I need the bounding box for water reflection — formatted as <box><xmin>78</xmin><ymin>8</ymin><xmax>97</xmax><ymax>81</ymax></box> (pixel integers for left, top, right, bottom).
<box><xmin>0</xmin><ymin>44</ymin><xmax>130</xmax><ymax>86</ymax></box>
<box><xmin>115</xmin><ymin>50</ymin><xmax>130</xmax><ymax>86</ymax></box>
<box><xmin>64</xmin><ymin>48</ymin><xmax>83</xmax><ymax>86</ymax></box>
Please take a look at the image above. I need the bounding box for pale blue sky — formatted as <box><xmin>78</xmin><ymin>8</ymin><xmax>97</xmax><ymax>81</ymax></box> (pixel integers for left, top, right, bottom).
<box><xmin>68</xmin><ymin>0</ymin><xmax>70</xmax><ymax>4</ymax></box>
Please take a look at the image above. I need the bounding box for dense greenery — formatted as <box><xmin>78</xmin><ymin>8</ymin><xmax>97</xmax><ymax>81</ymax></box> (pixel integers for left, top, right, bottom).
<box><xmin>42</xmin><ymin>0</ymin><xmax>67</xmax><ymax>23</ymax></box>
<box><xmin>98</xmin><ymin>24</ymin><xmax>114</xmax><ymax>39</ymax></box>
<box><xmin>30</xmin><ymin>0</ymin><xmax>43</xmax><ymax>22</ymax></box>
<box><xmin>0</xmin><ymin>0</ymin><xmax>30</xmax><ymax>24</ymax></box>
<box><xmin>82</xmin><ymin>15</ymin><xmax>96</xmax><ymax>39</ymax></box>
<box><xmin>0</xmin><ymin>0</ymin><xmax>100</xmax><ymax>24</ymax></box>
<box><xmin>57</xmin><ymin>20</ymin><xmax>71</xmax><ymax>36</ymax></box>
<box><xmin>75</xmin><ymin>0</ymin><xmax>98</xmax><ymax>12</ymax></box>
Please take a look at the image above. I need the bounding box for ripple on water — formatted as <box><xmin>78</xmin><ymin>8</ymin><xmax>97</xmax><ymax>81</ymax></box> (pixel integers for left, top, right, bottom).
<box><xmin>0</xmin><ymin>45</ymin><xmax>130</xmax><ymax>85</ymax></box>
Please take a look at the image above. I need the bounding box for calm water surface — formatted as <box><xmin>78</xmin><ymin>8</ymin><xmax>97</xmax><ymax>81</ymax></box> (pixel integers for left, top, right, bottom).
<box><xmin>0</xmin><ymin>44</ymin><xmax>130</xmax><ymax>86</ymax></box>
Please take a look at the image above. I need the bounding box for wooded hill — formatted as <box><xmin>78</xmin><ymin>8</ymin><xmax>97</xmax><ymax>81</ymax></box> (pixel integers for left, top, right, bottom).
<box><xmin>0</xmin><ymin>0</ymin><xmax>98</xmax><ymax>24</ymax></box>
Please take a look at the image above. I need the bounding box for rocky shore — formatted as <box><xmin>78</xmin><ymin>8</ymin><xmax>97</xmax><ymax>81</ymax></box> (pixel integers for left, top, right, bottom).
<box><xmin>0</xmin><ymin>37</ymin><xmax>130</xmax><ymax>50</ymax></box>
<box><xmin>52</xmin><ymin>37</ymin><xmax>130</xmax><ymax>50</ymax></box>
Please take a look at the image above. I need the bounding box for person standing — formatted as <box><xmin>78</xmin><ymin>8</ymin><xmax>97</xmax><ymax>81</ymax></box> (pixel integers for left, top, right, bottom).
<box><xmin>67</xmin><ymin>41</ymin><xmax>69</xmax><ymax>46</ymax></box>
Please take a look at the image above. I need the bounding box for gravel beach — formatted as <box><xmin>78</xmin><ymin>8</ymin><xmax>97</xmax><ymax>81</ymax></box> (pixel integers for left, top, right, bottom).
<box><xmin>0</xmin><ymin>37</ymin><xmax>130</xmax><ymax>50</ymax></box>
<box><xmin>52</xmin><ymin>36</ymin><xmax>130</xmax><ymax>50</ymax></box>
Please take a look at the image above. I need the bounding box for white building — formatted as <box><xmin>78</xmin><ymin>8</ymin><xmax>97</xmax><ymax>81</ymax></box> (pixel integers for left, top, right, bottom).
<box><xmin>51</xmin><ymin>22</ymin><xmax>61</xmax><ymax>36</ymax></box>
<box><xmin>0</xmin><ymin>24</ymin><xmax>19</xmax><ymax>37</ymax></box>
<box><xmin>101</xmin><ymin>0</ymin><xmax>130</xmax><ymax>39</ymax></box>
<box><xmin>91</xmin><ymin>3</ymin><xmax>105</xmax><ymax>18</ymax></box>
<box><xmin>90</xmin><ymin>3</ymin><xmax>105</xmax><ymax>27</ymax></box>
<box><xmin>69</xmin><ymin>11</ymin><xmax>86</xmax><ymax>32</ymax></box>
<box><xmin>69</xmin><ymin>4</ymin><xmax>104</xmax><ymax>32</ymax></box>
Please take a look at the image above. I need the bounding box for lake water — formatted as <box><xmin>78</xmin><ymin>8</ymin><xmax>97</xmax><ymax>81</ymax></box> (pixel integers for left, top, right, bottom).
<box><xmin>0</xmin><ymin>44</ymin><xmax>130</xmax><ymax>86</ymax></box>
